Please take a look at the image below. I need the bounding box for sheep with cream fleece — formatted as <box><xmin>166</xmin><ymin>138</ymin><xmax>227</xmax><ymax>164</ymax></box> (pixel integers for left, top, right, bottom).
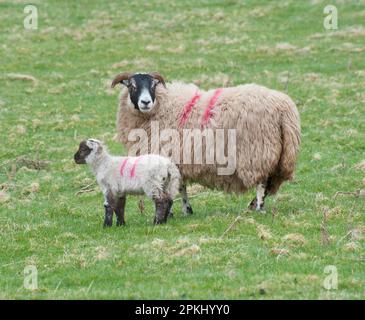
<box><xmin>112</xmin><ymin>72</ymin><xmax>301</xmax><ymax>213</ymax></box>
<box><xmin>74</xmin><ymin>139</ymin><xmax>181</xmax><ymax>226</ymax></box>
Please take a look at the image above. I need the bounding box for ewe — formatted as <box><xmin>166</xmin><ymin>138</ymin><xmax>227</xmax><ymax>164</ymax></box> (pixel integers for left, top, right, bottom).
<box><xmin>112</xmin><ymin>72</ymin><xmax>301</xmax><ymax>213</ymax></box>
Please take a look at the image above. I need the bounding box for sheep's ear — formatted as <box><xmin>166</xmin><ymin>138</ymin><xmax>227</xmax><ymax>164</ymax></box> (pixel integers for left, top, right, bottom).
<box><xmin>111</xmin><ymin>72</ymin><xmax>133</xmax><ymax>88</ymax></box>
<box><xmin>149</xmin><ymin>72</ymin><xmax>166</xmax><ymax>88</ymax></box>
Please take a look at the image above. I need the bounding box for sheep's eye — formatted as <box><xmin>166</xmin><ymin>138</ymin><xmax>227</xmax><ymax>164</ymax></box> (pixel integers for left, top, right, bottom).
<box><xmin>131</xmin><ymin>84</ymin><xmax>137</xmax><ymax>90</ymax></box>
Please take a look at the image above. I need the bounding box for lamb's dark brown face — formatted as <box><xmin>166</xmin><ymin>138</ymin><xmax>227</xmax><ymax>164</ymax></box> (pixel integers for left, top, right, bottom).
<box><xmin>74</xmin><ymin>140</ymin><xmax>92</xmax><ymax>164</ymax></box>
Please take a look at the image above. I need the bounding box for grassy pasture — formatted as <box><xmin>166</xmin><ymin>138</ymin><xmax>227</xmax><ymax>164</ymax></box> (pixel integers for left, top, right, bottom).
<box><xmin>0</xmin><ymin>0</ymin><xmax>364</xmax><ymax>299</ymax></box>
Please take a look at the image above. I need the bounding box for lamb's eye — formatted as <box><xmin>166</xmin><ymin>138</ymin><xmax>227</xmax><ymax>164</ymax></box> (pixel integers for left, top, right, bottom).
<box><xmin>131</xmin><ymin>84</ymin><xmax>137</xmax><ymax>90</ymax></box>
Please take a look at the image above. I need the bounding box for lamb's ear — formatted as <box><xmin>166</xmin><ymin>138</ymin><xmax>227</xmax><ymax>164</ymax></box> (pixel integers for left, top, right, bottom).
<box><xmin>111</xmin><ymin>72</ymin><xmax>133</xmax><ymax>88</ymax></box>
<box><xmin>86</xmin><ymin>139</ymin><xmax>101</xmax><ymax>151</ymax></box>
<box><xmin>149</xmin><ymin>72</ymin><xmax>166</xmax><ymax>88</ymax></box>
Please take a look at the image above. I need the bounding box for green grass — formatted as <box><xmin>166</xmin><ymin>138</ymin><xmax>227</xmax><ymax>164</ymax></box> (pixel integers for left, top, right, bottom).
<box><xmin>0</xmin><ymin>0</ymin><xmax>364</xmax><ymax>299</ymax></box>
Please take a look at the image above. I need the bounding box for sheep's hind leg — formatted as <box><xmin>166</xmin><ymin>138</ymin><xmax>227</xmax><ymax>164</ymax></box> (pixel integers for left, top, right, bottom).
<box><xmin>180</xmin><ymin>184</ymin><xmax>193</xmax><ymax>215</ymax></box>
<box><xmin>115</xmin><ymin>194</ymin><xmax>126</xmax><ymax>226</ymax></box>
<box><xmin>248</xmin><ymin>182</ymin><xmax>268</xmax><ymax>213</ymax></box>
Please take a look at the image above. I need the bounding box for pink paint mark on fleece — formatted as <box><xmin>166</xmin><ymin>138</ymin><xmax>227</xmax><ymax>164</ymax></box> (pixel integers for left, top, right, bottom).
<box><xmin>119</xmin><ymin>157</ymin><xmax>129</xmax><ymax>177</ymax></box>
<box><xmin>178</xmin><ymin>91</ymin><xmax>202</xmax><ymax>127</ymax></box>
<box><xmin>201</xmin><ymin>88</ymin><xmax>223</xmax><ymax>128</ymax></box>
<box><xmin>130</xmin><ymin>156</ymin><xmax>143</xmax><ymax>178</ymax></box>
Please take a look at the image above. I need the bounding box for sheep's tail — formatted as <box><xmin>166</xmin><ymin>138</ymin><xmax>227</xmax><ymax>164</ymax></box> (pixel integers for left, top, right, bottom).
<box><xmin>166</xmin><ymin>162</ymin><xmax>181</xmax><ymax>199</ymax></box>
<box><xmin>269</xmin><ymin>101</ymin><xmax>301</xmax><ymax>195</ymax></box>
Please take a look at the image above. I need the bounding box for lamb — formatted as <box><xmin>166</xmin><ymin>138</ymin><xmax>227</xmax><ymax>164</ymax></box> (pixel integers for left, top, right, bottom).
<box><xmin>74</xmin><ymin>139</ymin><xmax>181</xmax><ymax>226</ymax></box>
<box><xmin>111</xmin><ymin>72</ymin><xmax>301</xmax><ymax>213</ymax></box>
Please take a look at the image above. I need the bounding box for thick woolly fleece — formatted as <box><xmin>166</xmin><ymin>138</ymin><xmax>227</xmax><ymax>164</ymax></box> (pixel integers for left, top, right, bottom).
<box><xmin>86</xmin><ymin>142</ymin><xmax>181</xmax><ymax>201</ymax></box>
<box><xmin>116</xmin><ymin>82</ymin><xmax>301</xmax><ymax>195</ymax></box>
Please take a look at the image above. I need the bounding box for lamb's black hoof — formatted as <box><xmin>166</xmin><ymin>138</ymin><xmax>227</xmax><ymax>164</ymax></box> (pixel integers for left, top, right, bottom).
<box><xmin>116</xmin><ymin>221</ymin><xmax>126</xmax><ymax>226</ymax></box>
<box><xmin>103</xmin><ymin>222</ymin><xmax>112</xmax><ymax>228</ymax></box>
<box><xmin>153</xmin><ymin>218</ymin><xmax>167</xmax><ymax>225</ymax></box>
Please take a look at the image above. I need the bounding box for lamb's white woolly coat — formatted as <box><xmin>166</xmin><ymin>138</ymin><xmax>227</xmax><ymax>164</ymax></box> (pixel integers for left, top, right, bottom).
<box><xmin>116</xmin><ymin>81</ymin><xmax>301</xmax><ymax>195</ymax></box>
<box><xmin>86</xmin><ymin>143</ymin><xmax>181</xmax><ymax>200</ymax></box>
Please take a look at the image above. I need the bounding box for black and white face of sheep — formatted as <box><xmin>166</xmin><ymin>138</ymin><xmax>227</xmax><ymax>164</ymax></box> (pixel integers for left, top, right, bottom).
<box><xmin>125</xmin><ymin>74</ymin><xmax>158</xmax><ymax>112</ymax></box>
<box><xmin>111</xmin><ymin>72</ymin><xmax>166</xmax><ymax>113</ymax></box>
<box><xmin>74</xmin><ymin>139</ymin><xmax>101</xmax><ymax>164</ymax></box>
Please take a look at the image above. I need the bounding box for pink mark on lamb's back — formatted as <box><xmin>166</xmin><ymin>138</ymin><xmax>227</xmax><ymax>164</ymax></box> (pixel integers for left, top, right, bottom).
<box><xmin>120</xmin><ymin>157</ymin><xmax>129</xmax><ymax>176</ymax></box>
<box><xmin>201</xmin><ymin>88</ymin><xmax>223</xmax><ymax>128</ymax></box>
<box><xmin>179</xmin><ymin>91</ymin><xmax>202</xmax><ymax>127</ymax></box>
<box><xmin>130</xmin><ymin>156</ymin><xmax>143</xmax><ymax>178</ymax></box>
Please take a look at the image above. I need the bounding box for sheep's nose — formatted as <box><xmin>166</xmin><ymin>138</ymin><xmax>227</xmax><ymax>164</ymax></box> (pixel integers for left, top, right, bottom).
<box><xmin>141</xmin><ymin>99</ymin><xmax>151</xmax><ymax>106</ymax></box>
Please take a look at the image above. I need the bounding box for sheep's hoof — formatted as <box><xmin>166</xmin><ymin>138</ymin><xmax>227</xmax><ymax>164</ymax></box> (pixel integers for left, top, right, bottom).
<box><xmin>183</xmin><ymin>205</ymin><xmax>193</xmax><ymax>215</ymax></box>
<box><xmin>167</xmin><ymin>210</ymin><xmax>174</xmax><ymax>218</ymax></box>
<box><xmin>116</xmin><ymin>221</ymin><xmax>126</xmax><ymax>226</ymax></box>
<box><xmin>103</xmin><ymin>223</ymin><xmax>112</xmax><ymax>228</ymax></box>
<box><xmin>256</xmin><ymin>208</ymin><xmax>266</xmax><ymax>214</ymax></box>
<box><xmin>248</xmin><ymin>199</ymin><xmax>257</xmax><ymax>211</ymax></box>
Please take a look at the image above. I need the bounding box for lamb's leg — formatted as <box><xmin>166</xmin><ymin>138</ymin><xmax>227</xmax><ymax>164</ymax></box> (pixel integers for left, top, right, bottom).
<box><xmin>153</xmin><ymin>195</ymin><xmax>172</xmax><ymax>224</ymax></box>
<box><xmin>103</xmin><ymin>192</ymin><xmax>114</xmax><ymax>227</ymax></box>
<box><xmin>180</xmin><ymin>184</ymin><xmax>193</xmax><ymax>215</ymax></box>
<box><xmin>115</xmin><ymin>194</ymin><xmax>126</xmax><ymax>226</ymax></box>
<box><xmin>166</xmin><ymin>198</ymin><xmax>174</xmax><ymax>219</ymax></box>
<box><xmin>104</xmin><ymin>204</ymin><xmax>114</xmax><ymax>227</ymax></box>
<box><xmin>248</xmin><ymin>181</ymin><xmax>269</xmax><ymax>213</ymax></box>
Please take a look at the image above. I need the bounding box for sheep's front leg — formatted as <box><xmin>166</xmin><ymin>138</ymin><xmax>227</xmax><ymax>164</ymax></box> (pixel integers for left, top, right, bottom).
<box><xmin>154</xmin><ymin>196</ymin><xmax>173</xmax><ymax>224</ymax></box>
<box><xmin>180</xmin><ymin>184</ymin><xmax>193</xmax><ymax>215</ymax></box>
<box><xmin>115</xmin><ymin>194</ymin><xmax>126</xmax><ymax>226</ymax></box>
<box><xmin>248</xmin><ymin>181</ymin><xmax>269</xmax><ymax>213</ymax></box>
